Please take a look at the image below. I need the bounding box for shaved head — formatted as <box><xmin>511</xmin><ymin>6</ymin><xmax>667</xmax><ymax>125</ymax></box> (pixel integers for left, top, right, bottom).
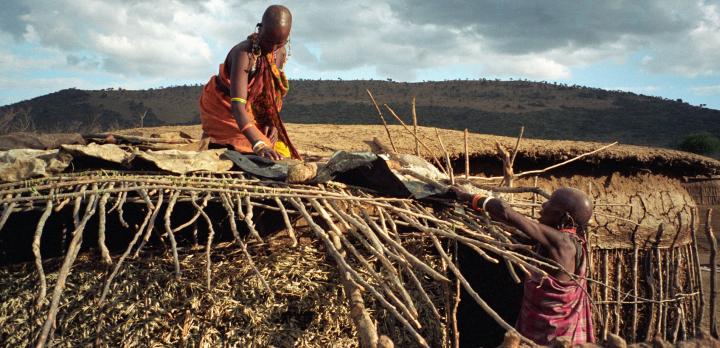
<box><xmin>259</xmin><ymin>5</ymin><xmax>292</xmax><ymax>51</ymax></box>
<box><xmin>539</xmin><ymin>187</ymin><xmax>593</xmax><ymax>229</ymax></box>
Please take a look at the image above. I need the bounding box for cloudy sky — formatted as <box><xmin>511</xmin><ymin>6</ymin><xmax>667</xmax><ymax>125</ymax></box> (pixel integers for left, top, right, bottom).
<box><xmin>1</xmin><ymin>0</ymin><xmax>719</xmax><ymax>109</ymax></box>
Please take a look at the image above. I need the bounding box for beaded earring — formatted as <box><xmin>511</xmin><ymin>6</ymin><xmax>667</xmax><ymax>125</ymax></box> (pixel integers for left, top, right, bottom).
<box><xmin>286</xmin><ymin>39</ymin><xmax>291</xmax><ymax>60</ymax></box>
<box><xmin>251</xmin><ymin>23</ymin><xmax>262</xmax><ymax>57</ymax></box>
<box><xmin>558</xmin><ymin>212</ymin><xmax>577</xmax><ymax>230</ymax></box>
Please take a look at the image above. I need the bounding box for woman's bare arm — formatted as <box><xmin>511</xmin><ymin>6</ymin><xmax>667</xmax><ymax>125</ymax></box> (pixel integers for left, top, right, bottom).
<box><xmin>228</xmin><ymin>43</ymin><xmax>280</xmax><ymax>160</ymax></box>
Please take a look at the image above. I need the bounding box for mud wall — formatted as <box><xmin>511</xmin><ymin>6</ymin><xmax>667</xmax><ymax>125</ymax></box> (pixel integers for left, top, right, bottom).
<box><xmin>683</xmin><ymin>179</ymin><xmax>720</xmax><ymax>206</ymax></box>
<box><xmin>515</xmin><ymin>173</ymin><xmax>695</xmax><ymax>249</ymax></box>
<box><xmin>682</xmin><ymin>179</ymin><xmax>720</xmax><ymax>257</ymax></box>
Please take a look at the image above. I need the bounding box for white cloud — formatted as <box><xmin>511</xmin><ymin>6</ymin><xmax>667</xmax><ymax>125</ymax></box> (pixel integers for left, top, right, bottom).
<box><xmin>641</xmin><ymin>2</ymin><xmax>720</xmax><ymax>76</ymax></box>
<box><xmin>0</xmin><ymin>0</ymin><xmax>718</xmax><ymax>94</ymax></box>
<box><xmin>692</xmin><ymin>84</ymin><xmax>720</xmax><ymax>96</ymax></box>
<box><xmin>482</xmin><ymin>55</ymin><xmax>571</xmax><ymax>79</ymax></box>
<box><xmin>10</xmin><ymin>0</ymin><xmax>238</xmax><ymax>79</ymax></box>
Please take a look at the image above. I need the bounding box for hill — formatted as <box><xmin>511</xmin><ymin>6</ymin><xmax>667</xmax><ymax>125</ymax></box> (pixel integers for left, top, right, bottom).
<box><xmin>1</xmin><ymin>80</ymin><xmax>719</xmax><ymax>151</ymax></box>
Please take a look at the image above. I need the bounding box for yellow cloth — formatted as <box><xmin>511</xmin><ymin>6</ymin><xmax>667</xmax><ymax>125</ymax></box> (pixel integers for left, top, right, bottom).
<box><xmin>274</xmin><ymin>141</ymin><xmax>291</xmax><ymax>158</ymax></box>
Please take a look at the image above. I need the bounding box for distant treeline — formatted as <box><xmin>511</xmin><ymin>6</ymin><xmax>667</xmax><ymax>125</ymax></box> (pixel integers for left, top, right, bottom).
<box><xmin>1</xmin><ymin>80</ymin><xmax>718</xmax><ymax>156</ymax></box>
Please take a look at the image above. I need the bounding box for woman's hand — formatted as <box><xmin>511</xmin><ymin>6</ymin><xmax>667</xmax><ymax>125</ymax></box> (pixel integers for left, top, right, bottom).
<box><xmin>262</xmin><ymin>125</ymin><xmax>278</xmax><ymax>143</ymax></box>
<box><xmin>255</xmin><ymin>146</ymin><xmax>282</xmax><ymax>161</ymax></box>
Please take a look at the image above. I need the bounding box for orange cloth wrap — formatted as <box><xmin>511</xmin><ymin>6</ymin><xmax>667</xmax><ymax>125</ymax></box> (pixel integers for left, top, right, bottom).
<box><xmin>199</xmin><ymin>49</ymin><xmax>300</xmax><ymax>159</ymax></box>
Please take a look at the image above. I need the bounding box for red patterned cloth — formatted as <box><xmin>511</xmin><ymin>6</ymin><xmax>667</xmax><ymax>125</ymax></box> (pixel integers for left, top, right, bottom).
<box><xmin>199</xmin><ymin>37</ymin><xmax>300</xmax><ymax>159</ymax></box>
<box><xmin>515</xmin><ymin>233</ymin><xmax>595</xmax><ymax>345</ymax></box>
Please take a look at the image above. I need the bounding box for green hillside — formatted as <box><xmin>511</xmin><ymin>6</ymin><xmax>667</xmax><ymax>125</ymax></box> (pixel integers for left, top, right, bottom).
<box><xmin>1</xmin><ymin>80</ymin><xmax>718</xmax><ymax>152</ymax></box>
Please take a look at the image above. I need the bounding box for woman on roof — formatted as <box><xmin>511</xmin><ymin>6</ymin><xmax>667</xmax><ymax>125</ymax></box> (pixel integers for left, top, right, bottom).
<box><xmin>199</xmin><ymin>5</ymin><xmax>300</xmax><ymax>160</ymax></box>
<box><xmin>452</xmin><ymin>185</ymin><xmax>595</xmax><ymax>345</ymax></box>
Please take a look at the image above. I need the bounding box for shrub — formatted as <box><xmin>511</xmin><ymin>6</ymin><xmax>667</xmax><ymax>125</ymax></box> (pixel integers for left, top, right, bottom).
<box><xmin>678</xmin><ymin>133</ymin><xmax>720</xmax><ymax>155</ymax></box>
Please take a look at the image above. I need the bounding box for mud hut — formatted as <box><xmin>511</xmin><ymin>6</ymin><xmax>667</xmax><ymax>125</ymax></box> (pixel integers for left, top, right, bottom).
<box><xmin>683</xmin><ymin>176</ymin><xmax>720</xmax><ymax>235</ymax></box>
<box><xmin>287</xmin><ymin>123</ymin><xmax>720</xmax><ymax>345</ymax></box>
<box><xmin>0</xmin><ymin>125</ymin><xmax>718</xmax><ymax>347</ymax></box>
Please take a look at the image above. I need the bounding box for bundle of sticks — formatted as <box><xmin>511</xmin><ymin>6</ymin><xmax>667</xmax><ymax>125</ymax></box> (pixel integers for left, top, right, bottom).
<box><xmin>0</xmin><ymin>168</ymin><xmax>568</xmax><ymax>347</ymax></box>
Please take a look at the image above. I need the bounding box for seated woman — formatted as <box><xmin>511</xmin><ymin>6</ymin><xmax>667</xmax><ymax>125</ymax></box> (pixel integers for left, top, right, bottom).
<box><xmin>199</xmin><ymin>5</ymin><xmax>300</xmax><ymax>160</ymax></box>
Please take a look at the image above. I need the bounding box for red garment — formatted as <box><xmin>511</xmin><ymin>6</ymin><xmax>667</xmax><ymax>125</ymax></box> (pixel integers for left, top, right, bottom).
<box><xmin>515</xmin><ymin>231</ymin><xmax>595</xmax><ymax>345</ymax></box>
<box><xmin>199</xmin><ymin>42</ymin><xmax>300</xmax><ymax>159</ymax></box>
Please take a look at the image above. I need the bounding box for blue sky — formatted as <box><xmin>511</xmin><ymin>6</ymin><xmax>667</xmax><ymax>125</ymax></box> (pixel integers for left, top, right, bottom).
<box><xmin>1</xmin><ymin>0</ymin><xmax>718</xmax><ymax>110</ymax></box>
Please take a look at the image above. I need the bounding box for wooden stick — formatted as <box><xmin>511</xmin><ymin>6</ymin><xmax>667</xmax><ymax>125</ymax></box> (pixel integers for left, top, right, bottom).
<box><xmin>343</xmin><ymin>270</ymin><xmax>379</xmax><ymax>348</ymax></box>
<box><xmin>4</xmin><ymin>185</ymin><xmax>416</xmax><ymax>206</ymax></box>
<box><xmin>312</xmin><ymin>199</ymin><xmax>418</xmax><ymax>321</ymax></box>
<box><xmin>274</xmin><ymin>197</ymin><xmax>297</xmax><ymax>247</ymax></box>
<box><xmin>468</xmin><ymin>184</ymin><xmax>551</xmax><ymax>199</ymax></box>
<box><xmin>495</xmin><ymin>142</ymin><xmax>514</xmax><ymax>188</ymax></box>
<box><xmin>683</xmin><ymin>244</ymin><xmax>696</xmax><ymax>337</ymax></box>
<box><xmin>403</xmin><ymin>264</ymin><xmax>443</xmax><ymax>322</ymax></box>
<box><xmin>97</xmin><ymin>185</ymin><xmax>113</xmax><ymax>265</ymax></box>
<box><xmin>464</xmin><ymin>129</ymin><xmax>470</xmax><ymax>179</ymax></box>
<box><xmin>603</xmin><ymin>250</ymin><xmax>610</xmax><ymax>340</ymax></box>
<box><xmin>0</xmin><ymin>200</ymin><xmax>16</xmax><ymax>233</ymax></box>
<box><xmin>690</xmin><ymin>207</ymin><xmax>705</xmax><ymax>333</ymax></box>
<box><xmin>509</xmin><ymin>126</ymin><xmax>524</xmax><ymax>168</ymax></box>
<box><xmin>312</xmin><ymin>199</ymin><xmax>343</xmax><ymax>249</ymax></box>
<box><xmin>366</xmin><ymin>89</ymin><xmax>397</xmax><ymax>152</ymax></box>
<box><xmin>244</xmin><ymin>196</ymin><xmax>262</xmax><ymax>242</ymax></box>
<box><xmin>32</xmin><ymin>195</ymin><xmax>54</xmax><ymax>309</ymax></box>
<box><xmin>663</xmin><ymin>248</ymin><xmax>671</xmax><ymax>340</ymax></box>
<box><xmin>412</xmin><ymin>97</ymin><xmax>419</xmax><ymax>156</ymax></box>
<box><xmin>163</xmin><ymin>190</ymin><xmax>182</xmax><ymax>278</ymax></box>
<box><xmin>71</xmin><ymin>186</ymin><xmax>86</xmax><ymax>230</ymax></box>
<box><xmin>107</xmin><ymin>182</ymin><xmax>125</xmax><ymax>213</ymax></box>
<box><xmin>707</xmin><ymin>208</ymin><xmax>718</xmax><ymax>338</ymax></box>
<box><xmin>656</xmin><ymin>248</ymin><xmax>664</xmax><ymax>338</ymax></box>
<box><xmin>440</xmin><ymin>242</ymin><xmax>453</xmax><ymax>348</ymax></box>
<box><xmin>289</xmin><ymin>198</ymin><xmax>429</xmax><ymax>348</ymax></box>
<box><xmin>220</xmin><ymin>193</ymin><xmax>271</xmax><ymax>295</ymax></box>
<box><xmin>515</xmin><ymin>142</ymin><xmax>618</xmax><ymax>178</ymax></box>
<box><xmin>531</xmin><ymin>176</ymin><xmax>538</xmax><ymax>218</ymax></box>
<box><xmin>168</xmin><ymin>193</ymin><xmax>208</xmax><ymax>233</ymax></box>
<box><xmin>84</xmin><ymin>132</ymin><xmax>192</xmax><ymax>145</ymax></box>
<box><xmin>116</xmin><ymin>189</ymin><xmax>130</xmax><ymax>228</ymax></box>
<box><xmin>192</xmin><ymin>193</ymin><xmax>216</xmax><ymax>289</ymax></box>
<box><xmin>615</xmin><ymin>251</ymin><xmax>622</xmax><ymax>334</ymax></box>
<box><xmin>343</xmin><ymin>207</ymin><xmax>437</xmax><ymax>323</ymax></box>
<box><xmin>37</xmin><ymin>193</ymin><xmax>98</xmax><ymax>348</ymax></box>
<box><xmin>452</xmin><ymin>241</ymin><xmax>461</xmax><ymax>348</ymax></box>
<box><xmin>383</xmin><ymin>104</ymin><xmax>448</xmax><ymax>175</ymax></box>
<box><xmin>336</xmin><ymin>205</ymin><xmax>449</xmax><ymax>283</ymax></box>
<box><xmin>644</xmin><ymin>248</ymin><xmax>657</xmax><ymax>340</ymax></box>
<box><xmin>465</xmin><ymin>142</ymin><xmax>618</xmax><ymax>181</ymax></box>
<box><xmin>435</xmin><ymin>128</ymin><xmax>455</xmax><ymax>184</ymax></box>
<box><xmin>133</xmin><ymin>190</ymin><xmax>164</xmax><ymax>258</ymax></box>
<box><xmin>320</xmin><ymin>206</ymin><xmax>420</xmax><ymax>329</ymax></box>
<box><xmin>428</xmin><ymin>234</ymin><xmax>533</xmax><ymax>345</ymax></box>
<box><xmin>632</xmin><ymin>235</ymin><xmax>639</xmax><ymax>340</ymax></box>
<box><xmin>670</xmin><ymin>249</ymin><xmax>681</xmax><ymax>342</ymax></box>
<box><xmin>98</xmin><ymin>190</ymin><xmax>158</xmax><ymax>305</ymax></box>
<box><xmin>330</xmin><ymin>207</ymin><xmax>404</xmax><ymax>270</ymax></box>
<box><xmin>54</xmin><ymin>197</ymin><xmax>70</xmax><ymax>212</ymax></box>
<box><xmin>355</xmin><ymin>210</ymin><xmax>388</xmax><ymax>257</ymax></box>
